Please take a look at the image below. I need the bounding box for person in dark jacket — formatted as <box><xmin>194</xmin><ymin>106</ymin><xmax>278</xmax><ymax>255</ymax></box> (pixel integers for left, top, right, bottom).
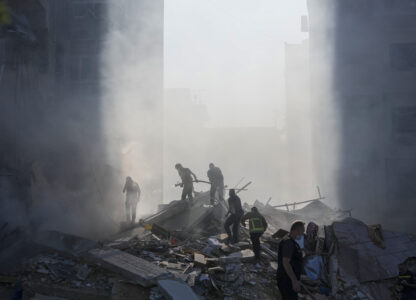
<box><xmin>122</xmin><ymin>176</ymin><xmax>141</xmax><ymax>222</ymax></box>
<box><xmin>224</xmin><ymin>189</ymin><xmax>244</xmax><ymax>244</ymax></box>
<box><xmin>397</xmin><ymin>262</ymin><xmax>416</xmax><ymax>300</ymax></box>
<box><xmin>175</xmin><ymin>163</ymin><xmax>198</xmax><ymax>204</ymax></box>
<box><xmin>207</xmin><ymin>163</ymin><xmax>224</xmax><ymax>205</ymax></box>
<box><xmin>241</xmin><ymin>207</ymin><xmax>268</xmax><ymax>260</ymax></box>
<box><xmin>276</xmin><ymin>221</ymin><xmax>305</xmax><ymax>300</ymax></box>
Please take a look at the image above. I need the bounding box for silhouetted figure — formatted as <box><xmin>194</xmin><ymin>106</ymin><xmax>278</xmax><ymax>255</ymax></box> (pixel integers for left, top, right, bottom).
<box><xmin>175</xmin><ymin>163</ymin><xmax>198</xmax><ymax>204</ymax></box>
<box><xmin>276</xmin><ymin>221</ymin><xmax>305</xmax><ymax>300</ymax></box>
<box><xmin>305</xmin><ymin>221</ymin><xmax>319</xmax><ymax>255</ymax></box>
<box><xmin>123</xmin><ymin>176</ymin><xmax>140</xmax><ymax>222</ymax></box>
<box><xmin>241</xmin><ymin>207</ymin><xmax>268</xmax><ymax>260</ymax></box>
<box><xmin>224</xmin><ymin>189</ymin><xmax>243</xmax><ymax>244</ymax></box>
<box><xmin>207</xmin><ymin>162</ymin><xmax>224</xmax><ymax>205</ymax></box>
<box><xmin>397</xmin><ymin>262</ymin><xmax>416</xmax><ymax>300</ymax></box>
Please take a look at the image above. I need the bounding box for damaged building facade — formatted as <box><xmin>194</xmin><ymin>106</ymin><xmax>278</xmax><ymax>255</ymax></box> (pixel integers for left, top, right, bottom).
<box><xmin>308</xmin><ymin>0</ymin><xmax>416</xmax><ymax>231</ymax></box>
<box><xmin>0</xmin><ymin>0</ymin><xmax>164</xmax><ymax>234</ymax></box>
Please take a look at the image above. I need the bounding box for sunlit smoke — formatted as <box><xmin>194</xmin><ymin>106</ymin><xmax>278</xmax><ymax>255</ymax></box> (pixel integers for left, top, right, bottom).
<box><xmin>101</xmin><ymin>0</ymin><xmax>164</xmax><ymax>219</ymax></box>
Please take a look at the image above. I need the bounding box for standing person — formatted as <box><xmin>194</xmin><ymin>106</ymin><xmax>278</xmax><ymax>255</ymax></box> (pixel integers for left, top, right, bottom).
<box><xmin>224</xmin><ymin>189</ymin><xmax>244</xmax><ymax>244</ymax></box>
<box><xmin>397</xmin><ymin>262</ymin><xmax>416</xmax><ymax>300</ymax></box>
<box><xmin>207</xmin><ymin>163</ymin><xmax>224</xmax><ymax>205</ymax></box>
<box><xmin>241</xmin><ymin>207</ymin><xmax>268</xmax><ymax>260</ymax></box>
<box><xmin>175</xmin><ymin>163</ymin><xmax>198</xmax><ymax>204</ymax></box>
<box><xmin>122</xmin><ymin>176</ymin><xmax>140</xmax><ymax>223</ymax></box>
<box><xmin>304</xmin><ymin>222</ymin><xmax>319</xmax><ymax>255</ymax></box>
<box><xmin>276</xmin><ymin>221</ymin><xmax>305</xmax><ymax>300</ymax></box>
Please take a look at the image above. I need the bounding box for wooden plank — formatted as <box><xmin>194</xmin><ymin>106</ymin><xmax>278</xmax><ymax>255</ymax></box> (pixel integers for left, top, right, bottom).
<box><xmin>87</xmin><ymin>248</ymin><xmax>171</xmax><ymax>287</ymax></box>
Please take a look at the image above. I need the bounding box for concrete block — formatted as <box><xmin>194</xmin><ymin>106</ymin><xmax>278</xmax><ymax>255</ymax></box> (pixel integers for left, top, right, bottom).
<box><xmin>88</xmin><ymin>247</ymin><xmax>171</xmax><ymax>287</ymax></box>
<box><xmin>193</xmin><ymin>253</ymin><xmax>206</xmax><ymax>267</ymax></box>
<box><xmin>157</xmin><ymin>279</ymin><xmax>199</xmax><ymax>300</ymax></box>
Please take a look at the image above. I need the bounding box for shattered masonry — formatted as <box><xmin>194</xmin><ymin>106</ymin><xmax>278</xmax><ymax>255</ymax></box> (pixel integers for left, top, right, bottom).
<box><xmin>1</xmin><ymin>189</ymin><xmax>415</xmax><ymax>299</ymax></box>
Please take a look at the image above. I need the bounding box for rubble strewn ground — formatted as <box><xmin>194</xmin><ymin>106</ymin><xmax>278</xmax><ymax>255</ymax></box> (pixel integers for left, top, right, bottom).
<box><xmin>0</xmin><ymin>191</ymin><xmax>415</xmax><ymax>299</ymax></box>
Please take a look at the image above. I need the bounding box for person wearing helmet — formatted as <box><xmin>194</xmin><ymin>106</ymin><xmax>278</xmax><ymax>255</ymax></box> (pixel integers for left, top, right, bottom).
<box><xmin>123</xmin><ymin>176</ymin><xmax>141</xmax><ymax>223</ymax></box>
<box><xmin>175</xmin><ymin>163</ymin><xmax>198</xmax><ymax>204</ymax></box>
<box><xmin>207</xmin><ymin>163</ymin><xmax>224</xmax><ymax>206</ymax></box>
<box><xmin>241</xmin><ymin>207</ymin><xmax>268</xmax><ymax>260</ymax></box>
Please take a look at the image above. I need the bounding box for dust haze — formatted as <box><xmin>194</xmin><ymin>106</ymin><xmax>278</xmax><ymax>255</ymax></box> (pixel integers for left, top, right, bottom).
<box><xmin>2</xmin><ymin>0</ymin><xmax>410</xmax><ymax>239</ymax></box>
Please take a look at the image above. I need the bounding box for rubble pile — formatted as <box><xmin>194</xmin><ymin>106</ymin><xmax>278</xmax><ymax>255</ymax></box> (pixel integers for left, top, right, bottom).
<box><xmin>0</xmin><ymin>191</ymin><xmax>415</xmax><ymax>299</ymax></box>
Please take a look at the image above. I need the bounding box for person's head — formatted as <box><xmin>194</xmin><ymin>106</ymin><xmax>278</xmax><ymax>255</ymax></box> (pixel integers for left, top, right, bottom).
<box><xmin>209</xmin><ymin>163</ymin><xmax>215</xmax><ymax>169</ymax></box>
<box><xmin>229</xmin><ymin>189</ymin><xmax>236</xmax><ymax>197</ymax></box>
<box><xmin>175</xmin><ymin>163</ymin><xmax>182</xmax><ymax>170</ymax></box>
<box><xmin>251</xmin><ymin>207</ymin><xmax>258</xmax><ymax>213</ymax></box>
<box><xmin>399</xmin><ymin>262</ymin><xmax>408</xmax><ymax>274</ymax></box>
<box><xmin>290</xmin><ymin>221</ymin><xmax>305</xmax><ymax>236</ymax></box>
<box><xmin>126</xmin><ymin>176</ymin><xmax>132</xmax><ymax>182</ymax></box>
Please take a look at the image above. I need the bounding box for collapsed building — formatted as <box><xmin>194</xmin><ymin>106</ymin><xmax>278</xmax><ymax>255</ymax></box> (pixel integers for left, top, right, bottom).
<box><xmin>1</xmin><ymin>1</ymin><xmax>416</xmax><ymax>299</ymax></box>
<box><xmin>0</xmin><ymin>182</ymin><xmax>415</xmax><ymax>299</ymax></box>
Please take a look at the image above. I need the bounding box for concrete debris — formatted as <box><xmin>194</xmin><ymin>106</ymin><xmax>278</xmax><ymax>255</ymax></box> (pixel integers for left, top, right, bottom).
<box><xmin>34</xmin><ymin>230</ymin><xmax>98</xmax><ymax>257</ymax></box>
<box><xmin>193</xmin><ymin>253</ymin><xmax>206</xmax><ymax>267</ymax></box>
<box><xmin>87</xmin><ymin>247</ymin><xmax>172</xmax><ymax>287</ymax></box>
<box><xmin>157</xmin><ymin>279</ymin><xmax>200</xmax><ymax>300</ymax></box>
<box><xmin>0</xmin><ymin>194</ymin><xmax>414</xmax><ymax>299</ymax></box>
<box><xmin>111</xmin><ymin>281</ymin><xmax>149</xmax><ymax>300</ymax></box>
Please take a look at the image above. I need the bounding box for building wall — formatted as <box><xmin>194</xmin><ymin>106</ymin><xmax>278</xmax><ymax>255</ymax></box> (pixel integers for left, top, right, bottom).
<box><xmin>308</xmin><ymin>0</ymin><xmax>416</xmax><ymax>231</ymax></box>
<box><xmin>0</xmin><ymin>0</ymin><xmax>164</xmax><ymax>235</ymax></box>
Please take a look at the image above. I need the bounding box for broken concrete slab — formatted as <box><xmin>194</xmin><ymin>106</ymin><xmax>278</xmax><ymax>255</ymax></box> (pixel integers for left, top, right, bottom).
<box><xmin>233</xmin><ymin>241</ymin><xmax>251</xmax><ymax>250</ymax></box>
<box><xmin>87</xmin><ymin>247</ymin><xmax>172</xmax><ymax>287</ymax></box>
<box><xmin>0</xmin><ymin>229</ymin><xmax>47</xmax><ymax>273</ymax></box>
<box><xmin>34</xmin><ymin>230</ymin><xmax>97</xmax><ymax>257</ymax></box>
<box><xmin>111</xmin><ymin>281</ymin><xmax>150</xmax><ymax>300</ymax></box>
<box><xmin>219</xmin><ymin>249</ymin><xmax>255</xmax><ymax>264</ymax></box>
<box><xmin>23</xmin><ymin>282</ymin><xmax>110</xmax><ymax>300</ymax></box>
<box><xmin>157</xmin><ymin>279</ymin><xmax>200</xmax><ymax>300</ymax></box>
<box><xmin>333</xmin><ymin>218</ymin><xmax>416</xmax><ymax>282</ymax></box>
<box><xmin>221</xmin><ymin>244</ymin><xmax>240</xmax><ymax>254</ymax></box>
<box><xmin>261</xmin><ymin>243</ymin><xmax>278</xmax><ymax>260</ymax></box>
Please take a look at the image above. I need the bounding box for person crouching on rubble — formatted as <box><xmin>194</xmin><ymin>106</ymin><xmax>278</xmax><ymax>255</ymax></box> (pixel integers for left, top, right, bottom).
<box><xmin>123</xmin><ymin>176</ymin><xmax>141</xmax><ymax>223</ymax></box>
<box><xmin>277</xmin><ymin>221</ymin><xmax>305</xmax><ymax>300</ymax></box>
<box><xmin>241</xmin><ymin>207</ymin><xmax>268</xmax><ymax>260</ymax></box>
<box><xmin>224</xmin><ymin>189</ymin><xmax>244</xmax><ymax>244</ymax></box>
<box><xmin>397</xmin><ymin>262</ymin><xmax>416</xmax><ymax>300</ymax></box>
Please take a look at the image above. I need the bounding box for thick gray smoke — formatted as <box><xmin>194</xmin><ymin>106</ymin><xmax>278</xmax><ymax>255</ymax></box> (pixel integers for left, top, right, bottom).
<box><xmin>0</xmin><ymin>0</ymin><xmax>163</xmax><ymax>239</ymax></box>
<box><xmin>163</xmin><ymin>1</ymin><xmax>328</xmax><ymax>208</ymax></box>
<box><xmin>101</xmin><ymin>0</ymin><xmax>164</xmax><ymax>217</ymax></box>
<box><xmin>0</xmin><ymin>0</ymin><xmax>113</xmax><ymax>238</ymax></box>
